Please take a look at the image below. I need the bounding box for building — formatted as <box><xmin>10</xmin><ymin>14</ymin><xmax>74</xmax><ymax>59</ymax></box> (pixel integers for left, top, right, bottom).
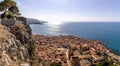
<box><xmin>80</xmin><ymin>59</ymin><xmax>92</xmax><ymax>66</ymax></box>
<box><xmin>91</xmin><ymin>55</ymin><xmax>105</xmax><ymax>64</ymax></box>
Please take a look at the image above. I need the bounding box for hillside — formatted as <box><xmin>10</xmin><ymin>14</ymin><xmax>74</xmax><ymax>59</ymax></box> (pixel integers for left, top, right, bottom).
<box><xmin>27</xmin><ymin>18</ymin><xmax>47</xmax><ymax>24</ymax></box>
<box><xmin>0</xmin><ymin>20</ymin><xmax>35</xmax><ymax>66</ymax></box>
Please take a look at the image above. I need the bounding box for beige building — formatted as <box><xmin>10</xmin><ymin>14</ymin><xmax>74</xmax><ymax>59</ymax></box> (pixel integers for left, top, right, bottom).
<box><xmin>80</xmin><ymin>59</ymin><xmax>92</xmax><ymax>66</ymax></box>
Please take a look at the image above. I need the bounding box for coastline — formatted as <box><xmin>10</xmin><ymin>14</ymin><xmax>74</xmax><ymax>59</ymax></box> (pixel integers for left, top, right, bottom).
<box><xmin>33</xmin><ymin>33</ymin><xmax>120</xmax><ymax>56</ymax></box>
<box><xmin>0</xmin><ymin>19</ymin><xmax>119</xmax><ymax>65</ymax></box>
<box><xmin>33</xmin><ymin>34</ymin><xmax>120</xmax><ymax>56</ymax></box>
<box><xmin>99</xmin><ymin>40</ymin><xmax>120</xmax><ymax>56</ymax></box>
<box><xmin>32</xmin><ymin>34</ymin><xmax>120</xmax><ymax>66</ymax></box>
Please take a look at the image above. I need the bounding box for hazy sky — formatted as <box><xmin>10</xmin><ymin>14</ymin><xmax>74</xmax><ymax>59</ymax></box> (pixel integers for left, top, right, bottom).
<box><xmin>11</xmin><ymin>0</ymin><xmax>120</xmax><ymax>21</ymax></box>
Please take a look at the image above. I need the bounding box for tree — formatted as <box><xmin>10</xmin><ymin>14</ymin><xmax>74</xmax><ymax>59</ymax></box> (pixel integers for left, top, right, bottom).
<box><xmin>9</xmin><ymin>6</ymin><xmax>21</xmax><ymax>17</ymax></box>
<box><xmin>50</xmin><ymin>62</ymin><xmax>62</xmax><ymax>66</ymax></box>
<box><xmin>0</xmin><ymin>0</ymin><xmax>20</xmax><ymax>19</ymax></box>
<box><xmin>0</xmin><ymin>1</ymin><xmax>5</xmax><ymax>11</ymax></box>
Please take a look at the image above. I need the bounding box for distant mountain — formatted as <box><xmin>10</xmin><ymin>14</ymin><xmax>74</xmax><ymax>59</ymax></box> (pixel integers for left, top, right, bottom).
<box><xmin>26</xmin><ymin>18</ymin><xmax>47</xmax><ymax>24</ymax></box>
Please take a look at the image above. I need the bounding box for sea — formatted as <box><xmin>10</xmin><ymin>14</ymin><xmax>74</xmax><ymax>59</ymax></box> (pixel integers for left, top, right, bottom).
<box><xmin>30</xmin><ymin>22</ymin><xmax>120</xmax><ymax>55</ymax></box>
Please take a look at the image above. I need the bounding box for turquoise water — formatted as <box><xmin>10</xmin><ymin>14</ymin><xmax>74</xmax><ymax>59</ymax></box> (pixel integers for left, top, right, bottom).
<box><xmin>30</xmin><ymin>22</ymin><xmax>120</xmax><ymax>55</ymax></box>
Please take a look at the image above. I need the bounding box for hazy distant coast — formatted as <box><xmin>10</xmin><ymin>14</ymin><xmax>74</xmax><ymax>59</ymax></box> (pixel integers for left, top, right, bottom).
<box><xmin>27</xmin><ymin>18</ymin><xmax>47</xmax><ymax>24</ymax></box>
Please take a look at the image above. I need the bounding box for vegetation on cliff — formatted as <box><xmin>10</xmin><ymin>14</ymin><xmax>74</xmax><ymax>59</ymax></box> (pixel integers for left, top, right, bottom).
<box><xmin>0</xmin><ymin>0</ymin><xmax>20</xmax><ymax>19</ymax></box>
<box><xmin>0</xmin><ymin>0</ymin><xmax>36</xmax><ymax>66</ymax></box>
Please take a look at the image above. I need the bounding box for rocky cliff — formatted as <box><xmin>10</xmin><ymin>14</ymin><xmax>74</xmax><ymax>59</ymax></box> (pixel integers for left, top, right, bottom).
<box><xmin>0</xmin><ymin>20</ymin><xmax>35</xmax><ymax>66</ymax></box>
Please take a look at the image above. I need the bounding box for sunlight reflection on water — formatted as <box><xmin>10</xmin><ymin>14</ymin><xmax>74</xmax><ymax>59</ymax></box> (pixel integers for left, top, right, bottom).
<box><xmin>46</xmin><ymin>21</ymin><xmax>67</xmax><ymax>36</ymax></box>
<box><xmin>30</xmin><ymin>22</ymin><xmax>120</xmax><ymax>55</ymax></box>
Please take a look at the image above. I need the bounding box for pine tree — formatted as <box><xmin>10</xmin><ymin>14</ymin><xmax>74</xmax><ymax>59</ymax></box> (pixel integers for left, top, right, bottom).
<box><xmin>0</xmin><ymin>0</ymin><xmax>20</xmax><ymax>19</ymax></box>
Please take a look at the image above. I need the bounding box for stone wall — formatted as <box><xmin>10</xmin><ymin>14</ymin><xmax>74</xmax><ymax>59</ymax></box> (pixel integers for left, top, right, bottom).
<box><xmin>1</xmin><ymin>18</ymin><xmax>15</xmax><ymax>26</ymax></box>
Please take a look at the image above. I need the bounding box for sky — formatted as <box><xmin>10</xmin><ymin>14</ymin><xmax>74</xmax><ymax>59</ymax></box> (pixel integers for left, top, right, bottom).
<box><xmin>2</xmin><ymin>0</ymin><xmax>120</xmax><ymax>22</ymax></box>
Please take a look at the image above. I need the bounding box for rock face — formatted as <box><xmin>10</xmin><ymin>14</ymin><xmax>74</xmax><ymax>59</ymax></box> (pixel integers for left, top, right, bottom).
<box><xmin>9</xmin><ymin>22</ymin><xmax>35</xmax><ymax>60</ymax></box>
<box><xmin>0</xmin><ymin>19</ymin><xmax>34</xmax><ymax>66</ymax></box>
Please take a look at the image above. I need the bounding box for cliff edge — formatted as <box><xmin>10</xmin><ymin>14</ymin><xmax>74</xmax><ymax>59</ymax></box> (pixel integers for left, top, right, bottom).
<box><xmin>0</xmin><ymin>20</ymin><xmax>34</xmax><ymax>66</ymax></box>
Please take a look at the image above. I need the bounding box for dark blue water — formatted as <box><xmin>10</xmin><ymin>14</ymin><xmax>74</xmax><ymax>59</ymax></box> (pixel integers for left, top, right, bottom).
<box><xmin>30</xmin><ymin>22</ymin><xmax>120</xmax><ymax>55</ymax></box>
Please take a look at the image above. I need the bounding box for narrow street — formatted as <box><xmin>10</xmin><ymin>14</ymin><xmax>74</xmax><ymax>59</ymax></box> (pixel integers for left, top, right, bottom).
<box><xmin>66</xmin><ymin>49</ymin><xmax>71</xmax><ymax>66</ymax></box>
